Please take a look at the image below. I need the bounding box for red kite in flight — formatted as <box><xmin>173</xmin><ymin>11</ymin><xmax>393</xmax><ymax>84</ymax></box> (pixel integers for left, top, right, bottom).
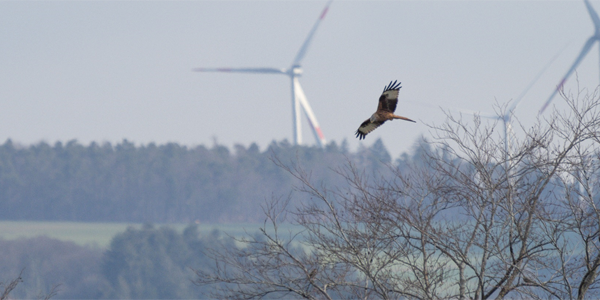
<box><xmin>355</xmin><ymin>80</ymin><xmax>415</xmax><ymax>140</ymax></box>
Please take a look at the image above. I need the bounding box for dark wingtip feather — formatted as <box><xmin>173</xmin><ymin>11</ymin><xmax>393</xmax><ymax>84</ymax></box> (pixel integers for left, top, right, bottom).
<box><xmin>355</xmin><ymin>130</ymin><xmax>366</xmax><ymax>140</ymax></box>
<box><xmin>383</xmin><ymin>80</ymin><xmax>402</xmax><ymax>92</ymax></box>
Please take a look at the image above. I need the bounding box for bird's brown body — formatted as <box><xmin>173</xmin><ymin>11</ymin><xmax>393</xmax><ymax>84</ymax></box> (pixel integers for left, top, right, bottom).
<box><xmin>355</xmin><ymin>80</ymin><xmax>415</xmax><ymax>140</ymax></box>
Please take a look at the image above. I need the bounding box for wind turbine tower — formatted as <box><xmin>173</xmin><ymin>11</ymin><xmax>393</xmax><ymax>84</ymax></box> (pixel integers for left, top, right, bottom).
<box><xmin>193</xmin><ymin>1</ymin><xmax>332</xmax><ymax>147</ymax></box>
<box><xmin>540</xmin><ymin>0</ymin><xmax>600</xmax><ymax>114</ymax></box>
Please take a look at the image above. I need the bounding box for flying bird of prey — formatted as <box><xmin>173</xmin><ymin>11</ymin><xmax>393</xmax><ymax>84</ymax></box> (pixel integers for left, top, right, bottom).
<box><xmin>355</xmin><ymin>80</ymin><xmax>415</xmax><ymax>140</ymax></box>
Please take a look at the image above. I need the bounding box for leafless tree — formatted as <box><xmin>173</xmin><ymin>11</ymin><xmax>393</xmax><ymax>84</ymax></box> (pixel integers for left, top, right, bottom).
<box><xmin>530</xmin><ymin>88</ymin><xmax>600</xmax><ymax>300</ymax></box>
<box><xmin>0</xmin><ymin>269</ymin><xmax>59</xmax><ymax>300</ymax></box>
<box><xmin>196</xmin><ymin>88</ymin><xmax>600</xmax><ymax>299</ymax></box>
<box><xmin>1</xmin><ymin>269</ymin><xmax>23</xmax><ymax>300</ymax></box>
<box><xmin>38</xmin><ymin>284</ymin><xmax>61</xmax><ymax>300</ymax></box>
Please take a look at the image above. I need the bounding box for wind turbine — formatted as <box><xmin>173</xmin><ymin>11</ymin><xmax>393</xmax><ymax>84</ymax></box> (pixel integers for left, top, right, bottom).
<box><xmin>193</xmin><ymin>1</ymin><xmax>332</xmax><ymax>147</ymax></box>
<box><xmin>457</xmin><ymin>45</ymin><xmax>566</xmax><ymax>162</ymax></box>
<box><xmin>540</xmin><ymin>0</ymin><xmax>600</xmax><ymax>114</ymax></box>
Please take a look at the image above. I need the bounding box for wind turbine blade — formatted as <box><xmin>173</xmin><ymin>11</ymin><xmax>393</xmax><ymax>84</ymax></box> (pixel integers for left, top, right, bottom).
<box><xmin>292</xmin><ymin>0</ymin><xmax>332</xmax><ymax>66</ymax></box>
<box><xmin>293</xmin><ymin>78</ymin><xmax>326</xmax><ymax>147</ymax></box>
<box><xmin>585</xmin><ymin>0</ymin><xmax>600</xmax><ymax>30</ymax></box>
<box><xmin>540</xmin><ymin>37</ymin><xmax>596</xmax><ymax>114</ymax></box>
<box><xmin>508</xmin><ymin>43</ymin><xmax>569</xmax><ymax>113</ymax></box>
<box><xmin>192</xmin><ymin>67</ymin><xmax>286</xmax><ymax>74</ymax></box>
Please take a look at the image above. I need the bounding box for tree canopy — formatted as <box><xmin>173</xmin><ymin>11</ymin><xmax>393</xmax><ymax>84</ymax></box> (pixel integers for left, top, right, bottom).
<box><xmin>0</xmin><ymin>138</ymin><xmax>395</xmax><ymax>223</ymax></box>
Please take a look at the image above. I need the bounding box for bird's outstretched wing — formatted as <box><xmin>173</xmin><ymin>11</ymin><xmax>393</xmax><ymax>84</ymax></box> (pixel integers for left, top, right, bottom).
<box><xmin>377</xmin><ymin>80</ymin><xmax>401</xmax><ymax>113</ymax></box>
<box><xmin>355</xmin><ymin>119</ymin><xmax>386</xmax><ymax>140</ymax></box>
<box><xmin>356</xmin><ymin>80</ymin><xmax>409</xmax><ymax>140</ymax></box>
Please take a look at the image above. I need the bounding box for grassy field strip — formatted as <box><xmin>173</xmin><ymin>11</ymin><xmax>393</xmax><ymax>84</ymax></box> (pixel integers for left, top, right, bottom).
<box><xmin>0</xmin><ymin>221</ymin><xmax>265</xmax><ymax>248</ymax></box>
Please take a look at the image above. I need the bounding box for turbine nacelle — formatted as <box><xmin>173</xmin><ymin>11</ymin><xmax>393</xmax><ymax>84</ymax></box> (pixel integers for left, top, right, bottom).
<box><xmin>289</xmin><ymin>65</ymin><xmax>303</xmax><ymax>76</ymax></box>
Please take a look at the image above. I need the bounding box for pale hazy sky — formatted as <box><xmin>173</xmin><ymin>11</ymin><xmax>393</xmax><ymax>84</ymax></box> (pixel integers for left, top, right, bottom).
<box><xmin>0</xmin><ymin>0</ymin><xmax>598</xmax><ymax>158</ymax></box>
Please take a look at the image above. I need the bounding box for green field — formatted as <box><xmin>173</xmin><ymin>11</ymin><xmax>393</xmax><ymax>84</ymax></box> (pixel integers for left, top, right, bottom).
<box><xmin>0</xmin><ymin>221</ymin><xmax>265</xmax><ymax>248</ymax></box>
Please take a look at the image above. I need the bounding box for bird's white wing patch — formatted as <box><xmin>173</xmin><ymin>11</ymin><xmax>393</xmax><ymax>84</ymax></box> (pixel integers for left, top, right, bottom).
<box><xmin>382</xmin><ymin>89</ymin><xmax>399</xmax><ymax>100</ymax></box>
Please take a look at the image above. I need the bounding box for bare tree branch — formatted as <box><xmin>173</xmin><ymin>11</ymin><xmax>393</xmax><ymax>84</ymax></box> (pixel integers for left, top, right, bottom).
<box><xmin>1</xmin><ymin>269</ymin><xmax>24</xmax><ymax>300</ymax></box>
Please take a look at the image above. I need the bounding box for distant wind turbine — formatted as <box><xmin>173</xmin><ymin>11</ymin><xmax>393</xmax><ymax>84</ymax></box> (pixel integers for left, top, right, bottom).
<box><xmin>457</xmin><ymin>45</ymin><xmax>566</xmax><ymax>162</ymax></box>
<box><xmin>540</xmin><ymin>0</ymin><xmax>600</xmax><ymax>114</ymax></box>
<box><xmin>193</xmin><ymin>1</ymin><xmax>332</xmax><ymax>147</ymax></box>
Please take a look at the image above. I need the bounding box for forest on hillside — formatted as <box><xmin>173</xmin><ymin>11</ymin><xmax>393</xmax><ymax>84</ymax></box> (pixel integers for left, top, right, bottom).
<box><xmin>0</xmin><ymin>138</ymin><xmax>426</xmax><ymax>299</ymax></box>
<box><xmin>0</xmin><ymin>138</ymin><xmax>420</xmax><ymax>223</ymax></box>
<box><xmin>0</xmin><ymin>224</ymin><xmax>227</xmax><ymax>299</ymax></box>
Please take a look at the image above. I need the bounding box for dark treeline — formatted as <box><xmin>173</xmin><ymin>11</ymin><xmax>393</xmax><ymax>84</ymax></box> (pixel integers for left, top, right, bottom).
<box><xmin>1</xmin><ymin>224</ymin><xmax>227</xmax><ymax>299</ymax></box>
<box><xmin>0</xmin><ymin>138</ymin><xmax>410</xmax><ymax>223</ymax></box>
